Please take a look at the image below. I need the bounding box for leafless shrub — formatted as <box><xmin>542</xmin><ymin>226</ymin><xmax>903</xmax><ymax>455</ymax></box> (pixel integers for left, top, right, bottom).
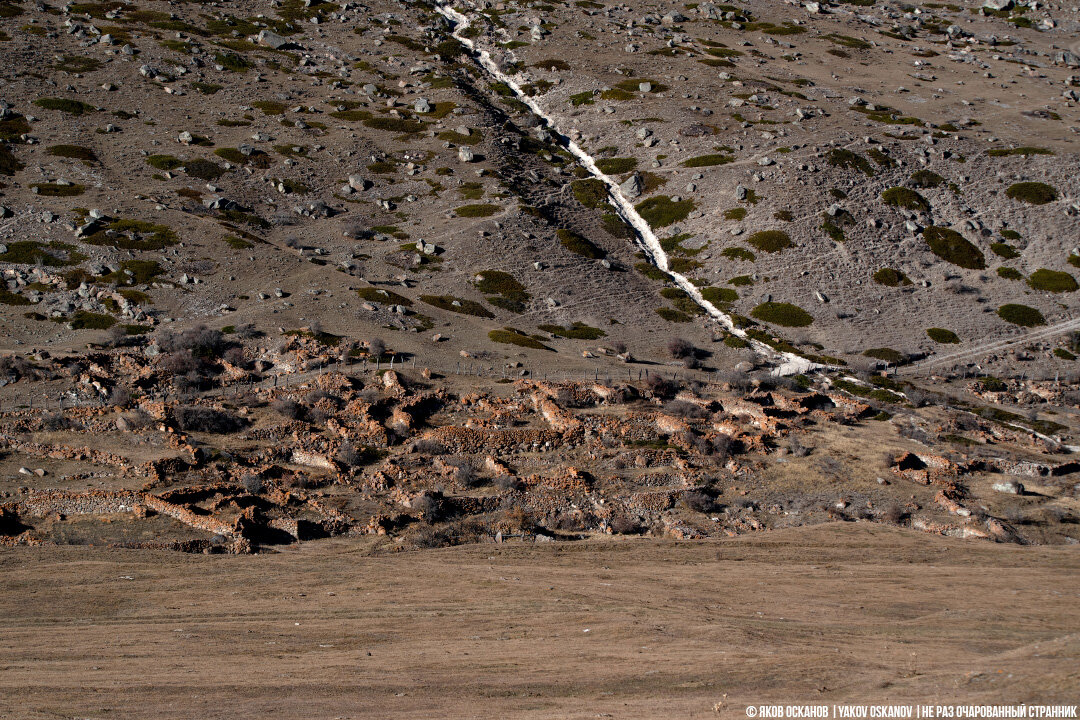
<box><xmin>241</xmin><ymin>473</ymin><xmax>264</xmax><ymax>494</ymax></box>
<box><xmin>120</xmin><ymin>409</ymin><xmax>154</xmax><ymax>429</ymax></box>
<box><xmin>223</xmin><ymin>346</ymin><xmax>247</xmax><ymax>366</ymax></box>
<box><xmin>158</xmin><ymin>325</ymin><xmax>225</xmax><ymax>359</ymax></box>
<box><xmin>667</xmin><ymin>337</ymin><xmax>694</xmax><ymax>359</ymax></box>
<box><xmin>612</xmin><ymin>341</ymin><xmax>627</xmax><ymax>354</ymax></box>
<box><xmin>368</xmin><ymin>337</ymin><xmax>386</xmax><ymax>359</ymax></box>
<box><xmin>493</xmin><ymin>475</ymin><xmax>522</xmax><ymax>492</ymax></box>
<box><xmin>108</xmin><ymin>386</ymin><xmax>132</xmax><ymax>408</ymax></box>
<box><xmin>0</xmin><ymin>355</ymin><xmax>37</xmax><ymax>381</ymax></box>
<box><xmin>680</xmin><ymin>490</ymin><xmax>715</xmax><ymax>513</ymax></box>
<box><xmin>231</xmin><ymin>322</ymin><xmax>260</xmax><ymax>339</ymax></box>
<box><xmin>271</xmin><ymin>398</ymin><xmax>306</xmax><ymax>421</ymax></box>
<box><xmin>608</xmin><ymin>516</ymin><xmax>642</xmax><ymax>535</ymax></box>
<box><xmin>411</xmin><ymin>492</ymin><xmax>443</xmax><ymax>522</ymax></box>
<box><xmin>664</xmin><ymin>399</ymin><xmax>707</xmax><ymax>419</ymax></box>
<box><xmin>645</xmin><ymin>375</ymin><xmax>679</xmax><ymax>399</ymax></box>
<box><xmin>788</xmin><ymin>436</ymin><xmax>811</xmax><ymax>457</ymax></box>
<box><xmin>42</xmin><ymin>413</ymin><xmax>77</xmax><ymax>431</ymax></box>
<box><xmin>411</xmin><ymin>438</ymin><xmax>446</xmax><ymax>455</ymax></box>
<box><xmin>284</xmin><ymin>235</ymin><xmax>301</xmax><ymax>249</ymax></box>
<box><xmin>159</xmin><ymin>350</ymin><xmax>202</xmax><ymax>376</ymax></box>
<box><xmin>717</xmin><ymin>370</ymin><xmax>751</xmax><ymax>392</ymax></box>
<box><xmin>881</xmin><ymin>504</ymin><xmax>908</xmax><ymax>525</ymax></box>
<box><xmin>709</xmin><ymin>433</ymin><xmax>732</xmax><ymax>460</ymax></box>
<box><xmin>172</xmin><ymin>406</ymin><xmax>246</xmax><ymax>434</ymax></box>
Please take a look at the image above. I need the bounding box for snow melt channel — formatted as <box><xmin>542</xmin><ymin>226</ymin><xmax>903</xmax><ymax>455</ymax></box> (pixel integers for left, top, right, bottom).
<box><xmin>435</xmin><ymin>3</ymin><xmax>816</xmax><ymax>375</ymax></box>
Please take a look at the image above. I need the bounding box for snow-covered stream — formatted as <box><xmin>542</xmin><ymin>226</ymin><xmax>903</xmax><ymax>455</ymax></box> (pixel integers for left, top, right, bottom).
<box><xmin>435</xmin><ymin>4</ymin><xmax>816</xmax><ymax>375</ymax></box>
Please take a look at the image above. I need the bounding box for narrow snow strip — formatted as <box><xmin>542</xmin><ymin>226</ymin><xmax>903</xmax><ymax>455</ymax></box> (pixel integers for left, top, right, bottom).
<box><xmin>436</xmin><ymin>3</ymin><xmax>817</xmax><ymax>375</ymax></box>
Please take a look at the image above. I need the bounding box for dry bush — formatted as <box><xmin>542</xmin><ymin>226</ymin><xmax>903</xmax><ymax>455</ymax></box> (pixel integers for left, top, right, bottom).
<box><xmin>608</xmin><ymin>516</ymin><xmax>642</xmax><ymax>534</ymax></box>
<box><xmin>667</xmin><ymin>337</ymin><xmax>694</xmax><ymax>359</ymax></box>
<box><xmin>787</xmin><ymin>436</ymin><xmax>811</xmax><ymax>457</ymax></box>
<box><xmin>881</xmin><ymin>504</ymin><xmax>908</xmax><ymax>525</ymax></box>
<box><xmin>271</xmin><ymin>398</ymin><xmax>306</xmax><ymax>421</ymax></box>
<box><xmin>159</xmin><ymin>350</ymin><xmax>202</xmax><ymax>376</ymax></box>
<box><xmin>241</xmin><ymin>473</ymin><xmax>264</xmax><ymax>494</ymax></box>
<box><xmin>493</xmin><ymin>475</ymin><xmax>523</xmax><ymax>492</ymax></box>
<box><xmin>108</xmin><ymin>387</ymin><xmax>132</xmax><ymax>407</ymax></box>
<box><xmin>680</xmin><ymin>490</ymin><xmax>715</xmax><ymax>513</ymax></box>
<box><xmin>158</xmin><ymin>325</ymin><xmax>225</xmax><ymax>359</ymax></box>
<box><xmin>173</xmin><ymin>406</ymin><xmax>246</xmax><ymax>433</ymax></box>
<box><xmin>411</xmin><ymin>438</ymin><xmax>446</xmax><ymax>454</ymax></box>
<box><xmin>664</xmin><ymin>399</ymin><xmax>707</xmax><ymax>419</ymax></box>
<box><xmin>645</xmin><ymin>375</ymin><xmax>679</xmax><ymax>399</ymax></box>
<box><xmin>411</xmin><ymin>492</ymin><xmax>443</xmax><ymax>522</ymax></box>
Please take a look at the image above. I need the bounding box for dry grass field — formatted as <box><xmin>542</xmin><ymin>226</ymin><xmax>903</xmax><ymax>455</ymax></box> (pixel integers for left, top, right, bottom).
<box><xmin>2</xmin><ymin>524</ymin><xmax>1077</xmax><ymax>719</ymax></box>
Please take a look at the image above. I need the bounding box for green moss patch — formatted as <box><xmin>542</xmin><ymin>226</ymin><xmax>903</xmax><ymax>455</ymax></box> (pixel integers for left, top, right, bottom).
<box><xmin>872</xmin><ymin>267</ymin><xmax>912</xmax><ymax>287</ymax></box>
<box><xmin>751</xmin><ymin>301</ymin><xmax>812</xmax><ymax>327</ymax></box>
<box><xmin>537</xmin><ymin>322</ymin><xmax>605</xmax><ymax>340</ymax></box>
<box><xmin>557</xmin><ymin>229</ymin><xmax>605</xmax><ymax>259</ymax></box>
<box><xmin>827</xmin><ymin>148</ymin><xmax>873</xmax><ymax>175</ymax></box>
<box><xmin>721</xmin><ymin>247</ymin><xmax>755</xmax><ymax>262</ymax></box>
<box><xmin>489</xmin><ymin>329</ymin><xmax>552</xmax><ymax>350</ymax></box>
<box><xmin>47</xmin><ymin>144</ymin><xmax>98</xmax><ymax>164</ymax></box>
<box><xmin>81</xmin><ymin>219</ymin><xmax>178</xmax><ymax>250</ymax></box>
<box><xmin>681</xmin><ymin>153</ymin><xmax>734</xmax><ymax>168</ymax></box>
<box><xmin>987</xmin><ymin>147</ymin><xmax>1053</xmax><ymax>157</ymax></box>
<box><xmin>358</xmin><ymin>286</ymin><xmax>413</xmax><ymax>306</ymax></box>
<box><xmin>1028</xmin><ymin>269</ymin><xmax>1077</xmax><ymax>293</ymax></box>
<box><xmin>997</xmin><ymin>303</ymin><xmax>1045</xmax><ymax>327</ymax></box>
<box><xmin>32</xmin><ymin>183</ymin><xmax>85</xmax><ymax>196</ymax></box>
<box><xmin>747</xmin><ymin>230</ymin><xmax>792</xmax><ymax>253</ymax></box>
<box><xmin>881</xmin><ymin>186</ymin><xmax>928</xmax><ymax>211</ymax></box>
<box><xmin>421</xmin><ymin>294</ymin><xmax>494</xmax><ymax>318</ymax></box>
<box><xmin>596</xmin><ymin>157</ymin><xmax>637</xmax><ymax>174</ymax></box>
<box><xmin>184</xmin><ymin>159</ymin><xmax>227</xmax><ymax>181</ymax></box>
<box><xmin>0</xmin><ymin>241</ymin><xmax>86</xmax><ymax>266</ymax></box>
<box><xmin>34</xmin><ymin>97</ymin><xmax>97</xmax><ymax>115</ymax></box>
<box><xmin>924</xmin><ymin>226</ymin><xmax>984</xmax><ymax>270</ymax></box>
<box><xmin>635</xmin><ymin>196</ymin><xmax>694</xmax><ymax>227</ymax></box>
<box><xmin>572</xmin><ymin>178</ymin><xmax>608</xmax><ymax>208</ymax></box>
<box><xmin>1005</xmin><ymin>182</ymin><xmax>1057</xmax><ymax>205</ymax></box>
<box><xmin>909</xmin><ymin>169</ymin><xmax>945</xmax><ymax>189</ymax></box>
<box><xmin>454</xmin><ymin>203</ymin><xmax>500</xmax><ymax>218</ymax></box>
<box><xmin>701</xmin><ymin>286</ymin><xmax>738</xmax><ymax>304</ymax></box>
<box><xmin>990</xmin><ymin>242</ymin><xmax>1020</xmax><ymax>259</ymax></box>
<box><xmin>927</xmin><ymin>328</ymin><xmax>959</xmax><ymax>344</ymax></box>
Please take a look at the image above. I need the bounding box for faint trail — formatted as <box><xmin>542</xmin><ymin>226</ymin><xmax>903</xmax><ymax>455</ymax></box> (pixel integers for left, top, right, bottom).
<box><xmin>902</xmin><ymin>315</ymin><xmax>1080</xmax><ymax>374</ymax></box>
<box><xmin>435</xmin><ymin>4</ymin><xmax>817</xmax><ymax>375</ymax></box>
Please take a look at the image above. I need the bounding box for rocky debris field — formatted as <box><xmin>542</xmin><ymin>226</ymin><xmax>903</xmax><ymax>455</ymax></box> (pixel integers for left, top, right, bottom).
<box><xmin>0</xmin><ymin>329</ymin><xmax>1077</xmax><ymax>551</ymax></box>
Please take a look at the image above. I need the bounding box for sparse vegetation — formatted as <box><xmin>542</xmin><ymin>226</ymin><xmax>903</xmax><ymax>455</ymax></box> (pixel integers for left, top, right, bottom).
<box><xmin>1028</xmin><ymin>269</ymin><xmax>1077</xmax><ymax>293</ymax></box>
<box><xmin>488</xmin><ymin>329</ymin><xmax>551</xmax><ymax>350</ymax></box>
<box><xmin>1005</xmin><ymin>182</ymin><xmax>1057</xmax><ymax>205</ymax></box>
<box><xmin>924</xmin><ymin>226</ymin><xmax>984</xmax><ymax>270</ymax></box>
<box><xmin>827</xmin><ymin>148</ymin><xmax>874</xmax><ymax>175</ymax></box>
<box><xmin>421</xmin><ymin>295</ymin><xmax>494</xmax><ymax>318</ymax></box>
<box><xmin>747</xmin><ymin>230</ymin><xmax>792</xmax><ymax>253</ymax></box>
<box><xmin>873</xmin><ymin>268</ymin><xmax>912</xmax><ymax>287</ymax></box>
<box><xmin>538</xmin><ymin>322</ymin><xmax>605</xmax><ymax>340</ymax></box>
<box><xmin>455</xmin><ymin>203</ymin><xmax>500</xmax><ymax>218</ymax></box>
<box><xmin>751</xmin><ymin>301</ymin><xmax>813</xmax><ymax>327</ymax></box>
<box><xmin>997</xmin><ymin>303</ymin><xmax>1045</xmax><ymax>327</ymax></box>
<box><xmin>635</xmin><ymin>196</ymin><xmax>695</xmax><ymax>227</ymax></box>
<box><xmin>927</xmin><ymin>328</ymin><xmax>959</xmax><ymax>344</ymax></box>
<box><xmin>881</xmin><ymin>186</ymin><xmax>928</xmax><ymax>211</ymax></box>
<box><xmin>557</xmin><ymin>229</ymin><xmax>605</xmax><ymax>259</ymax></box>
